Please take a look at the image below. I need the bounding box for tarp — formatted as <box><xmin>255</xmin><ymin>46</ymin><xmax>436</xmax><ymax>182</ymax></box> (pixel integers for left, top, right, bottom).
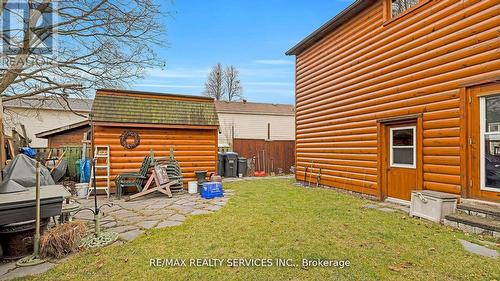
<box><xmin>1</xmin><ymin>154</ymin><xmax>55</xmax><ymax>193</ymax></box>
<box><xmin>51</xmin><ymin>159</ymin><xmax>67</xmax><ymax>182</ymax></box>
<box><xmin>0</xmin><ymin>179</ymin><xmax>27</xmax><ymax>194</ymax></box>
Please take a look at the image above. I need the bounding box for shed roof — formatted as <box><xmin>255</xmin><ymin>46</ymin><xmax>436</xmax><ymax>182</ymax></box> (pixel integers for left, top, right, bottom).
<box><xmin>35</xmin><ymin>120</ymin><xmax>90</xmax><ymax>138</ymax></box>
<box><xmin>286</xmin><ymin>0</ymin><xmax>376</xmax><ymax>56</ymax></box>
<box><xmin>91</xmin><ymin>89</ymin><xmax>219</xmax><ymax>127</ymax></box>
<box><xmin>215</xmin><ymin>101</ymin><xmax>295</xmax><ymax>116</ymax></box>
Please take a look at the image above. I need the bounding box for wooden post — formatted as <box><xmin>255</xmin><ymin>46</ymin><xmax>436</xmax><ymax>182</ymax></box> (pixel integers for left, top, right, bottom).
<box><xmin>0</xmin><ymin>100</ymin><xmax>5</xmax><ymax>180</ymax></box>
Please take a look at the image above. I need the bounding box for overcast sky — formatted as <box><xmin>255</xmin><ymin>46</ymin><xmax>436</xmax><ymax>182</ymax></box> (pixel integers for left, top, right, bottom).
<box><xmin>131</xmin><ymin>0</ymin><xmax>353</xmax><ymax>104</ymax></box>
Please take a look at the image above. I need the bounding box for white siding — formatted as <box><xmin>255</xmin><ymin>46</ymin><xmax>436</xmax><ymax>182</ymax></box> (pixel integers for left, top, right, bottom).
<box><xmin>4</xmin><ymin>108</ymin><xmax>88</xmax><ymax>147</ymax></box>
<box><xmin>218</xmin><ymin>112</ymin><xmax>295</xmax><ymax>146</ymax></box>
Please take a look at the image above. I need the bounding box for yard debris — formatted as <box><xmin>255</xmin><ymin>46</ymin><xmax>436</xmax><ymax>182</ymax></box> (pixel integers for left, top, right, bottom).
<box><xmin>40</xmin><ymin>221</ymin><xmax>88</xmax><ymax>258</ymax></box>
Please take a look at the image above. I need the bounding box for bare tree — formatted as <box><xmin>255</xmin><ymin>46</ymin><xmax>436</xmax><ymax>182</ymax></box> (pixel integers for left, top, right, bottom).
<box><xmin>224</xmin><ymin>65</ymin><xmax>243</xmax><ymax>101</ymax></box>
<box><xmin>203</xmin><ymin>63</ymin><xmax>243</xmax><ymax>101</ymax></box>
<box><xmin>203</xmin><ymin>63</ymin><xmax>225</xmax><ymax>100</ymax></box>
<box><xmin>0</xmin><ymin>0</ymin><xmax>166</xmax><ymax>106</ymax></box>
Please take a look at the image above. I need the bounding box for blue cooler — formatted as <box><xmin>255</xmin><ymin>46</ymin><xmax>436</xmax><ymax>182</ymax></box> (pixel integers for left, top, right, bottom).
<box><xmin>201</xmin><ymin>182</ymin><xmax>224</xmax><ymax>199</ymax></box>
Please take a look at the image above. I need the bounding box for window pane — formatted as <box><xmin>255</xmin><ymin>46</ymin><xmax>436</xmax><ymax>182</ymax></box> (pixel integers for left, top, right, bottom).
<box><xmin>392</xmin><ymin>128</ymin><xmax>413</xmax><ymax>146</ymax></box>
<box><xmin>486</xmin><ymin>95</ymin><xmax>500</xmax><ymax>133</ymax></box>
<box><xmin>392</xmin><ymin>0</ymin><xmax>419</xmax><ymax>17</ymax></box>
<box><xmin>393</xmin><ymin>147</ymin><xmax>414</xmax><ymax>165</ymax></box>
<box><xmin>484</xmin><ymin>134</ymin><xmax>500</xmax><ymax>189</ymax></box>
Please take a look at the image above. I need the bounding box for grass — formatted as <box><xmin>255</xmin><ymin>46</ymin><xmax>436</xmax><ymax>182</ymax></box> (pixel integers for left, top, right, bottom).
<box><xmin>26</xmin><ymin>178</ymin><xmax>499</xmax><ymax>280</ymax></box>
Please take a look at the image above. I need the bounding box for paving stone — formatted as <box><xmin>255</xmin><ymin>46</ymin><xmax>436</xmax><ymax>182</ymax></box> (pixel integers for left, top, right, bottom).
<box><xmin>112</xmin><ymin>209</ymin><xmax>137</xmax><ymax>218</ymax></box>
<box><xmin>107</xmin><ymin>225</ymin><xmax>138</xmax><ymax>234</ymax></box>
<box><xmin>101</xmin><ymin>220</ymin><xmax>117</xmax><ymax>228</ymax></box>
<box><xmin>137</xmin><ymin>220</ymin><xmax>159</xmax><ymax>229</ymax></box>
<box><xmin>73</xmin><ymin>211</ymin><xmax>95</xmax><ymax>220</ymax></box>
<box><xmin>214</xmin><ymin>201</ymin><xmax>227</xmax><ymax>206</ymax></box>
<box><xmin>119</xmin><ymin>229</ymin><xmax>144</xmax><ymax>241</ymax></box>
<box><xmin>459</xmin><ymin>239</ymin><xmax>498</xmax><ymax>259</ymax></box>
<box><xmin>0</xmin><ymin>262</ymin><xmax>16</xmax><ymax>276</ymax></box>
<box><xmin>204</xmin><ymin>205</ymin><xmax>222</xmax><ymax>211</ymax></box>
<box><xmin>182</xmin><ymin>201</ymin><xmax>197</xmax><ymax>206</ymax></box>
<box><xmin>191</xmin><ymin>209</ymin><xmax>212</xmax><ymax>215</ymax></box>
<box><xmin>2</xmin><ymin>262</ymin><xmax>56</xmax><ymax>280</ymax></box>
<box><xmin>156</xmin><ymin>220</ymin><xmax>183</xmax><ymax>228</ymax></box>
<box><xmin>169</xmin><ymin>214</ymin><xmax>186</xmax><ymax>221</ymax></box>
<box><xmin>122</xmin><ymin>215</ymin><xmax>148</xmax><ymax>223</ymax></box>
<box><xmin>146</xmin><ymin>214</ymin><xmax>170</xmax><ymax>221</ymax></box>
<box><xmin>378</xmin><ymin>207</ymin><xmax>396</xmax><ymax>213</ymax></box>
<box><xmin>363</xmin><ymin>204</ymin><xmax>379</xmax><ymax>209</ymax></box>
<box><xmin>139</xmin><ymin>209</ymin><xmax>161</xmax><ymax>216</ymax></box>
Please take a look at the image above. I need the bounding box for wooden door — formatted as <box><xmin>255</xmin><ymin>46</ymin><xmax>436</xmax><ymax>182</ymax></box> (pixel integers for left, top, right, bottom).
<box><xmin>386</xmin><ymin>124</ymin><xmax>417</xmax><ymax>201</ymax></box>
<box><xmin>468</xmin><ymin>83</ymin><xmax>500</xmax><ymax>202</ymax></box>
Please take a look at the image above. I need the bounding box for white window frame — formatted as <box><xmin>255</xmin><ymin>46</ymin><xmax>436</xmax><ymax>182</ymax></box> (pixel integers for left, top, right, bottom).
<box><xmin>479</xmin><ymin>96</ymin><xmax>500</xmax><ymax>192</ymax></box>
<box><xmin>390</xmin><ymin>126</ymin><xmax>416</xmax><ymax>168</ymax></box>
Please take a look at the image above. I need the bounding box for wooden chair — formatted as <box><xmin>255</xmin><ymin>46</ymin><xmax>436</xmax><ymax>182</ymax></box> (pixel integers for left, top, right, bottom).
<box><xmin>127</xmin><ymin>163</ymin><xmax>175</xmax><ymax>201</ymax></box>
<box><xmin>115</xmin><ymin>156</ymin><xmax>152</xmax><ymax>199</ymax></box>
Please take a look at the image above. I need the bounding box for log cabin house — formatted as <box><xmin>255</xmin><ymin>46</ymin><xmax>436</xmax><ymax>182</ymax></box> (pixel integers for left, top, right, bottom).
<box><xmin>91</xmin><ymin>89</ymin><xmax>219</xmax><ymax>192</ymax></box>
<box><xmin>286</xmin><ymin>0</ymin><xmax>500</xmax><ymax>203</ymax></box>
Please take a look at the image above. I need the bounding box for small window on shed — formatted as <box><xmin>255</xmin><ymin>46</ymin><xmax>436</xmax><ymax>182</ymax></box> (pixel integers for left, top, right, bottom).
<box><xmin>391</xmin><ymin>0</ymin><xmax>419</xmax><ymax>18</ymax></box>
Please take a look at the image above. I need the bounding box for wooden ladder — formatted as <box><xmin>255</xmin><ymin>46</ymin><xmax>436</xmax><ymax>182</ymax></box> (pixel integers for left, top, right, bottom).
<box><xmin>87</xmin><ymin>145</ymin><xmax>110</xmax><ymax>198</ymax></box>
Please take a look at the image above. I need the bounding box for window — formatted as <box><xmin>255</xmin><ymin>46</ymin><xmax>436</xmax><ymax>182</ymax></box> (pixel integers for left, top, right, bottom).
<box><xmin>480</xmin><ymin>95</ymin><xmax>500</xmax><ymax>191</ymax></box>
<box><xmin>390</xmin><ymin>126</ymin><xmax>416</xmax><ymax>168</ymax></box>
<box><xmin>391</xmin><ymin>0</ymin><xmax>420</xmax><ymax>18</ymax></box>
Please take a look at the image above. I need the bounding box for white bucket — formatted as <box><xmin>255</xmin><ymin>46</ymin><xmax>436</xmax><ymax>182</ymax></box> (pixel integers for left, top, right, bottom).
<box><xmin>75</xmin><ymin>183</ymin><xmax>88</xmax><ymax>199</ymax></box>
<box><xmin>188</xmin><ymin>181</ymin><xmax>198</xmax><ymax>194</ymax></box>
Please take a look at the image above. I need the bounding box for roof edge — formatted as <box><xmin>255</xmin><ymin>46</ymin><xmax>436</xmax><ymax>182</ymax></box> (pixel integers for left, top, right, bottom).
<box><xmin>35</xmin><ymin>120</ymin><xmax>89</xmax><ymax>138</ymax></box>
<box><xmin>96</xmin><ymin>89</ymin><xmax>215</xmax><ymax>102</ymax></box>
<box><xmin>285</xmin><ymin>0</ymin><xmax>375</xmax><ymax>56</ymax></box>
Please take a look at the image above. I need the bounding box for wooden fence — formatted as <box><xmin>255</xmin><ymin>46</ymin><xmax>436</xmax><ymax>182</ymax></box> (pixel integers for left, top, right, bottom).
<box><xmin>232</xmin><ymin>139</ymin><xmax>295</xmax><ymax>175</ymax></box>
<box><xmin>36</xmin><ymin>146</ymin><xmax>90</xmax><ymax>178</ymax></box>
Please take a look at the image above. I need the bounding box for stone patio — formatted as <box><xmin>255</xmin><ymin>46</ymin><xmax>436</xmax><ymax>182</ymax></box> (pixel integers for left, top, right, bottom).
<box><xmin>0</xmin><ymin>189</ymin><xmax>233</xmax><ymax>280</ymax></box>
<box><xmin>74</xmin><ymin>189</ymin><xmax>234</xmax><ymax>241</ymax></box>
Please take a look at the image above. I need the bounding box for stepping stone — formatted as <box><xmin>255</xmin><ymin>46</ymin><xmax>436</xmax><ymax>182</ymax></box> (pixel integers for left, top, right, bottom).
<box><xmin>169</xmin><ymin>214</ymin><xmax>186</xmax><ymax>221</ymax></box>
<box><xmin>378</xmin><ymin>207</ymin><xmax>396</xmax><ymax>213</ymax></box>
<box><xmin>137</xmin><ymin>220</ymin><xmax>159</xmax><ymax>229</ymax></box>
<box><xmin>459</xmin><ymin>239</ymin><xmax>498</xmax><ymax>259</ymax></box>
<box><xmin>2</xmin><ymin>262</ymin><xmax>55</xmax><ymax>280</ymax></box>
<box><xmin>108</xmin><ymin>225</ymin><xmax>138</xmax><ymax>234</ymax></box>
<box><xmin>156</xmin><ymin>220</ymin><xmax>183</xmax><ymax>228</ymax></box>
<box><xmin>363</xmin><ymin>204</ymin><xmax>379</xmax><ymax>209</ymax></box>
<box><xmin>204</xmin><ymin>205</ymin><xmax>222</xmax><ymax>211</ymax></box>
<box><xmin>214</xmin><ymin>201</ymin><xmax>227</xmax><ymax>206</ymax></box>
<box><xmin>191</xmin><ymin>209</ymin><xmax>212</xmax><ymax>215</ymax></box>
<box><xmin>119</xmin><ymin>229</ymin><xmax>144</xmax><ymax>241</ymax></box>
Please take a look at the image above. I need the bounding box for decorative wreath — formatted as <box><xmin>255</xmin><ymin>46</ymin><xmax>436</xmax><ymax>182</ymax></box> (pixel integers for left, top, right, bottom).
<box><xmin>120</xmin><ymin>130</ymin><xmax>140</xmax><ymax>149</ymax></box>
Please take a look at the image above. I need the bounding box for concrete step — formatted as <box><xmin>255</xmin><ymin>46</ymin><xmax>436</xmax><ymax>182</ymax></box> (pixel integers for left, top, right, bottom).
<box><xmin>457</xmin><ymin>202</ymin><xmax>500</xmax><ymax>219</ymax></box>
<box><xmin>444</xmin><ymin>213</ymin><xmax>500</xmax><ymax>238</ymax></box>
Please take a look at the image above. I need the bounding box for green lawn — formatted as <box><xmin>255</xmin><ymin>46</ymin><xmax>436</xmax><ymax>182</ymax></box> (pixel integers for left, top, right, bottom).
<box><xmin>27</xmin><ymin>179</ymin><xmax>499</xmax><ymax>280</ymax></box>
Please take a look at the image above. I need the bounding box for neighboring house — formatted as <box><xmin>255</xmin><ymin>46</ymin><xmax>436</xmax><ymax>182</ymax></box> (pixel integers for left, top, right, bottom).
<box><xmin>35</xmin><ymin>120</ymin><xmax>90</xmax><ymax>148</ymax></box>
<box><xmin>4</xmin><ymin>97</ymin><xmax>92</xmax><ymax>147</ymax></box>
<box><xmin>287</xmin><ymin>0</ymin><xmax>499</xmax><ymax>202</ymax></box>
<box><xmin>215</xmin><ymin>100</ymin><xmax>295</xmax><ymax>175</ymax></box>
<box><xmin>215</xmin><ymin>100</ymin><xmax>295</xmax><ymax>147</ymax></box>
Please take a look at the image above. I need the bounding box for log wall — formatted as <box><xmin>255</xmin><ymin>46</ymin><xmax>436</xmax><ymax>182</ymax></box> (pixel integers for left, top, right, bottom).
<box><xmin>93</xmin><ymin>125</ymin><xmax>218</xmax><ymax>191</ymax></box>
<box><xmin>294</xmin><ymin>0</ymin><xmax>500</xmax><ymax>196</ymax></box>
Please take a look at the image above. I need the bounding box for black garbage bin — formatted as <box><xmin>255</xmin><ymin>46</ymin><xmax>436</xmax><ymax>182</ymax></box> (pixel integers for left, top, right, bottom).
<box><xmin>237</xmin><ymin>157</ymin><xmax>247</xmax><ymax>177</ymax></box>
<box><xmin>224</xmin><ymin>152</ymin><xmax>238</xmax><ymax>178</ymax></box>
<box><xmin>217</xmin><ymin>152</ymin><xmax>224</xmax><ymax>176</ymax></box>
